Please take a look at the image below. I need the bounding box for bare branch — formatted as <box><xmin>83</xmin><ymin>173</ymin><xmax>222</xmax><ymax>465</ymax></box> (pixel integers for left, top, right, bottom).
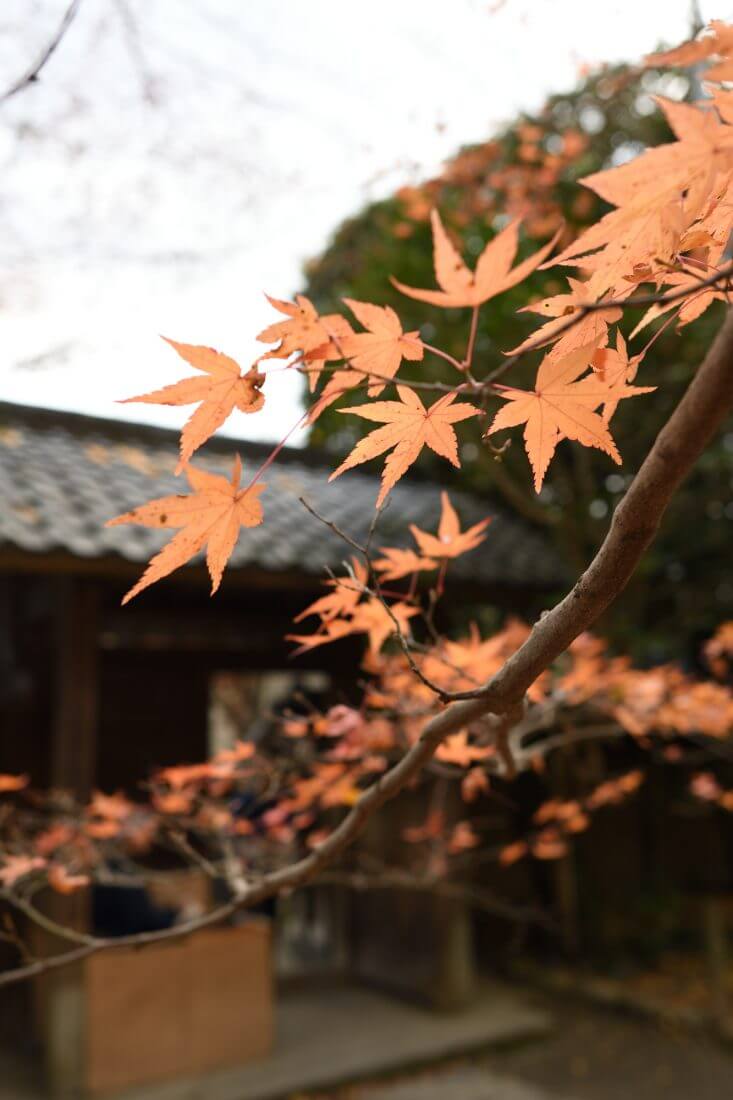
<box><xmin>1</xmin><ymin>0</ymin><xmax>82</xmax><ymax>103</ymax></box>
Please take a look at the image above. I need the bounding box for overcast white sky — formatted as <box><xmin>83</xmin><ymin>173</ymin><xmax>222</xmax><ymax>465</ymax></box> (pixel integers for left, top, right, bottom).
<box><xmin>1</xmin><ymin>0</ymin><xmax>731</xmax><ymax>444</ymax></box>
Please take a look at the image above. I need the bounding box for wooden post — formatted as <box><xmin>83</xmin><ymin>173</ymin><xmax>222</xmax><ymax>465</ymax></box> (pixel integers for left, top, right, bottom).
<box><xmin>41</xmin><ymin>578</ymin><xmax>100</xmax><ymax>1097</ymax></box>
<box><xmin>431</xmin><ymin>895</ymin><xmax>476</xmax><ymax>1010</ymax></box>
<box><xmin>702</xmin><ymin>896</ymin><xmax>730</xmax><ymax>1027</ymax></box>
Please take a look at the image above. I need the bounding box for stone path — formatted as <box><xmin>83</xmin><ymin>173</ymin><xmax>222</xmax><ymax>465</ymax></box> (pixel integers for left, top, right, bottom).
<box><xmin>352</xmin><ymin>1064</ymin><xmax>563</xmax><ymax>1100</ymax></box>
<box><xmin>142</xmin><ymin>983</ymin><xmax>550</xmax><ymax>1100</ymax></box>
<box><xmin>483</xmin><ymin>993</ymin><xmax>733</xmax><ymax>1100</ymax></box>
<box><xmin>313</xmin><ymin>987</ymin><xmax>733</xmax><ymax>1100</ymax></box>
<box><xmin>0</xmin><ymin>981</ymin><xmax>551</xmax><ymax>1100</ymax></box>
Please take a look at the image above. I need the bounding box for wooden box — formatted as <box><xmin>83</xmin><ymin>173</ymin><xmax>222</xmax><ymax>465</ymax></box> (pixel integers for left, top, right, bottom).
<box><xmin>84</xmin><ymin>921</ymin><xmax>272</xmax><ymax>1094</ymax></box>
<box><xmin>36</xmin><ymin>918</ymin><xmax>273</xmax><ymax>1096</ymax></box>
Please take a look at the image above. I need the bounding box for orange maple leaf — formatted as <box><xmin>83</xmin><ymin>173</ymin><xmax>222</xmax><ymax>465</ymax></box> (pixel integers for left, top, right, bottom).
<box><xmin>531</xmin><ymin>830</ymin><xmax>568</xmax><ymax>861</ymax></box>
<box><xmin>646</xmin><ymin>20</ymin><xmax>733</xmax><ymax>79</ymax></box>
<box><xmin>289</xmin><ymin>590</ymin><xmax>418</xmax><ymax>656</ymax></box>
<box><xmin>372</xmin><ymin>547</ymin><xmax>437</xmax><ymax>582</ymax></box>
<box><xmin>485</xmin><ymin>344</ymin><xmax>653</xmax><ymax>492</ymax></box>
<box><xmin>293</xmin><ymin>557</ymin><xmax>368</xmax><ymax>622</ymax></box>
<box><xmin>214</xmin><ymin>739</ymin><xmax>257</xmax><ymax>764</ymax></box>
<box><xmin>0</xmin><ymin>773</ymin><xmax>29</xmax><ymax>793</ymax></box>
<box><xmin>304</xmin><ymin>297</ymin><xmax>422</xmax><ymax>411</ymax></box>
<box><xmin>509</xmin><ymin>273</ymin><xmax>625</xmax><ymax>359</ymax></box>
<box><xmin>410</xmin><ymin>491</ymin><xmax>491</xmax><ymax>560</ymax></box>
<box><xmin>349</xmin><ymin>597</ymin><xmax>420</xmax><ymax>654</ymax></box>
<box><xmin>391</xmin><ymin>209</ymin><xmax>559</xmax><ymax>309</ymax></box>
<box><xmin>301</xmin><ymin>321</ymin><xmax>360</xmax><ymax>394</ymax></box>
<box><xmin>546</xmin><ymin>96</ymin><xmax>733</xmax><ymax>290</ymax></box>
<box><xmin>259</xmin><ymin>294</ymin><xmax>355</xmax><ymax>394</ymax></box>
<box><xmin>153</xmin><ymin>791</ymin><xmax>195</xmax><ymax>816</ymax></box>
<box><xmin>590</xmin><ymin>330</ymin><xmax>646</xmax><ymax>422</ymax></box>
<box><xmin>630</xmin><ymin>268</ymin><xmax>730</xmax><ymax>337</ymax></box>
<box><xmin>339</xmin><ymin>298</ymin><xmax>423</xmax><ymax>396</ymax></box>
<box><xmin>287</xmin><ymin>618</ymin><xmax>358</xmax><ymax>655</ymax></box>
<box><xmin>122</xmin><ymin>338</ymin><xmax>265</xmax><ymax>472</ymax></box>
<box><xmin>499</xmin><ymin>840</ymin><xmax>528</xmax><ymax>867</ymax></box>
<box><xmin>107</xmin><ymin>456</ymin><xmax>265</xmax><ymax>603</ymax></box>
<box><xmin>440</xmin><ymin>620</ymin><xmax>547</xmax><ymax>700</ymax></box>
<box><xmin>257</xmin><ymin>294</ymin><xmax>352</xmax><ymax>366</ymax></box>
<box><xmin>330</xmin><ymin>385</ymin><xmax>480</xmax><ymax>506</ymax></box>
<box><xmin>436</xmin><ymin>730</ymin><xmax>494</xmax><ymax>767</ymax></box>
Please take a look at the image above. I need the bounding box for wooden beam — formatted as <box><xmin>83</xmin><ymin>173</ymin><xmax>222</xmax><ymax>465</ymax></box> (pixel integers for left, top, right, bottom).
<box><xmin>0</xmin><ymin>550</ymin><xmax>318</xmax><ymax>593</ymax></box>
<box><xmin>40</xmin><ymin>579</ymin><xmax>101</xmax><ymax>1094</ymax></box>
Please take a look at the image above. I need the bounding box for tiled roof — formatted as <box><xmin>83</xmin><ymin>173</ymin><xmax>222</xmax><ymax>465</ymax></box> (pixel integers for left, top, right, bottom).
<box><xmin>0</xmin><ymin>403</ymin><xmax>562</xmax><ymax>588</ymax></box>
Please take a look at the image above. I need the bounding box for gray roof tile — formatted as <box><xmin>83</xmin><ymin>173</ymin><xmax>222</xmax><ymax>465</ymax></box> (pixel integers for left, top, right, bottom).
<box><xmin>0</xmin><ymin>403</ymin><xmax>564</xmax><ymax>588</ymax></box>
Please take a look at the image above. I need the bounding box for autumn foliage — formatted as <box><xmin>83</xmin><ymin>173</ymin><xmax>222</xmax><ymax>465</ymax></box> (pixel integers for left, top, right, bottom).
<box><xmin>3</xmin><ymin>21</ymin><xmax>733</xmax><ymax>981</ymax></box>
<box><xmin>107</xmin><ymin>26</ymin><xmax>733</xmax><ymax>599</ymax></box>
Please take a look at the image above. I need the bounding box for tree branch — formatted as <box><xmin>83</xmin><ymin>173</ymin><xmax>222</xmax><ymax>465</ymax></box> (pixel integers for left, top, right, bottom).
<box><xmin>1</xmin><ymin>0</ymin><xmax>82</xmax><ymax>103</ymax></box>
<box><xmin>2</xmin><ymin>310</ymin><xmax>733</xmax><ymax>987</ymax></box>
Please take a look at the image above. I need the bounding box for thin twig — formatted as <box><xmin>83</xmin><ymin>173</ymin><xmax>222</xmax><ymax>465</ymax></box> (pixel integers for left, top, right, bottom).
<box><xmin>481</xmin><ymin>264</ymin><xmax>733</xmax><ymax>386</ymax></box>
<box><xmin>1</xmin><ymin>0</ymin><xmax>82</xmax><ymax>102</ymax></box>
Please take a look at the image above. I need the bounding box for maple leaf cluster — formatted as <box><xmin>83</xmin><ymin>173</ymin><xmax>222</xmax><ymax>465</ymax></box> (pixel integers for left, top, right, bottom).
<box><xmin>287</xmin><ymin>492</ymin><xmax>491</xmax><ymax>654</ymax></box>
<box><xmin>498</xmin><ymin>770</ymin><xmax>645</xmax><ymax>866</ymax></box>
<box><xmin>393</xmin><ymin>114</ymin><xmax>591</xmax><ymax>244</ymax></box>
<box><xmin>104</xmin><ymin>21</ymin><xmax>733</xmax><ymax>605</ymax></box>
